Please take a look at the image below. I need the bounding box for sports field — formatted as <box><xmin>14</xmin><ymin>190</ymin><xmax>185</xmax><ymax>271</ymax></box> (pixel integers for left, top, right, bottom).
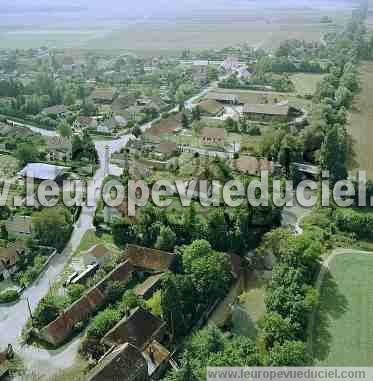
<box><xmin>311</xmin><ymin>252</ymin><xmax>373</xmax><ymax>366</ymax></box>
<box><xmin>347</xmin><ymin>62</ymin><xmax>373</xmax><ymax>179</ymax></box>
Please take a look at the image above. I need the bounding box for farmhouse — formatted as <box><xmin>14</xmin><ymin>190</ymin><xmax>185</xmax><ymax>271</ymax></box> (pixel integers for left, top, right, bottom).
<box><xmin>157</xmin><ymin>141</ymin><xmax>178</xmax><ymax>158</ymax></box>
<box><xmin>42</xmin><ymin>105</ymin><xmax>68</xmax><ymax>118</ymax></box>
<box><xmin>125</xmin><ymin>245</ymin><xmax>176</xmax><ymax>273</ymax></box>
<box><xmin>242</xmin><ymin>103</ymin><xmax>290</xmax><ymax>122</ymax></box>
<box><xmin>197</xmin><ymin>99</ymin><xmax>225</xmax><ymax>117</ymax></box>
<box><xmin>86</xmin><ymin>343</ymin><xmax>149</xmax><ymax>381</ymax></box>
<box><xmin>234</xmin><ymin>155</ymin><xmax>281</xmax><ymax>176</ymax></box>
<box><xmin>91</xmin><ymin>88</ymin><xmax>116</xmax><ymax>104</ymax></box>
<box><xmin>200</xmin><ymin>127</ymin><xmax>226</xmax><ymax>147</ymax></box>
<box><xmin>73</xmin><ymin>116</ymin><xmax>98</xmax><ymax>131</ymax></box>
<box><xmin>45</xmin><ymin>136</ymin><xmax>72</xmax><ymax>162</ymax></box>
<box><xmin>206</xmin><ymin>92</ymin><xmax>239</xmax><ymax>105</ymax></box>
<box><xmin>102</xmin><ymin>307</ymin><xmax>167</xmax><ymax>350</ymax></box>
<box><xmin>146</xmin><ymin>113</ymin><xmax>182</xmax><ymax>141</ymax></box>
<box><xmin>86</xmin><ymin>340</ymin><xmax>170</xmax><ymax>381</ymax></box>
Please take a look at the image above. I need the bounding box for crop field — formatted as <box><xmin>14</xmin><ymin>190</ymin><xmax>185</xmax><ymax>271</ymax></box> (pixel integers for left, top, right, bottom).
<box><xmin>0</xmin><ymin>3</ymin><xmax>353</xmax><ymax>51</ymax></box>
<box><xmin>0</xmin><ymin>154</ymin><xmax>19</xmax><ymax>178</ymax></box>
<box><xmin>291</xmin><ymin>73</ymin><xmax>325</xmax><ymax>96</ymax></box>
<box><xmin>311</xmin><ymin>252</ymin><xmax>373</xmax><ymax>366</ymax></box>
<box><xmin>347</xmin><ymin>62</ymin><xmax>373</xmax><ymax>179</ymax></box>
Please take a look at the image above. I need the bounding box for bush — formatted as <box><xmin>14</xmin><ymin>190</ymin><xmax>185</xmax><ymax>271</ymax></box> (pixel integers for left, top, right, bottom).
<box><xmin>335</xmin><ymin>209</ymin><xmax>373</xmax><ymax>239</ymax></box>
<box><xmin>86</xmin><ymin>308</ymin><xmax>122</xmax><ymax>339</ymax></box>
<box><xmin>0</xmin><ymin>289</ymin><xmax>20</xmax><ymax>303</ymax></box>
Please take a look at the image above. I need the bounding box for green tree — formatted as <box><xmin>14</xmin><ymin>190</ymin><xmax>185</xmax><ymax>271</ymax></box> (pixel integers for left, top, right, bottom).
<box><xmin>181</xmin><ymin>112</ymin><xmax>189</xmax><ymax>129</ymax></box>
<box><xmin>112</xmin><ymin>218</ymin><xmax>137</xmax><ymax>247</ymax></box>
<box><xmin>16</xmin><ymin>143</ymin><xmax>38</xmax><ymax>166</ymax></box>
<box><xmin>155</xmin><ymin>225</ymin><xmax>177</xmax><ymax>252</ymax></box>
<box><xmin>259</xmin><ymin>312</ymin><xmax>295</xmax><ymax>350</ymax></box>
<box><xmin>67</xmin><ymin>284</ymin><xmax>85</xmax><ymax>303</ymax></box>
<box><xmin>86</xmin><ymin>308</ymin><xmax>122</xmax><ymax>339</ymax></box>
<box><xmin>268</xmin><ymin>340</ymin><xmax>310</xmax><ymax>366</ymax></box>
<box><xmin>32</xmin><ymin>207</ymin><xmax>72</xmax><ymax>251</ymax></box>
<box><xmin>58</xmin><ymin>121</ymin><xmax>73</xmax><ymax>138</ymax></box>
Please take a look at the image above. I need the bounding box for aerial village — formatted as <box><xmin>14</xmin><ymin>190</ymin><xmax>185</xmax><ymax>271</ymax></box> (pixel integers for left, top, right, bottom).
<box><xmin>0</xmin><ymin>15</ymin><xmax>367</xmax><ymax>379</ymax></box>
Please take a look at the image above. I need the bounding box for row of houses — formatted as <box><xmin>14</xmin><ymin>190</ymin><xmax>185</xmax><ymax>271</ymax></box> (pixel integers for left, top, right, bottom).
<box><xmin>39</xmin><ymin>244</ymin><xmax>176</xmax><ymax>346</ymax></box>
<box><xmin>84</xmin><ymin>244</ymin><xmax>244</xmax><ymax>381</ymax></box>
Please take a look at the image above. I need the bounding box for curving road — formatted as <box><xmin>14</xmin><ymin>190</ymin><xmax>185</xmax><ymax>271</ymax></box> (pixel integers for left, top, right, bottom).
<box><xmin>0</xmin><ymin>126</ymin><xmax>132</xmax><ymax>379</ymax></box>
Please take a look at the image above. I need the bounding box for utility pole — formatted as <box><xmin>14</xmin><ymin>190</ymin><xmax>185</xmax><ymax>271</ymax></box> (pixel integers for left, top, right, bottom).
<box><xmin>104</xmin><ymin>145</ymin><xmax>110</xmax><ymax>176</ymax></box>
<box><xmin>26</xmin><ymin>297</ymin><xmax>33</xmax><ymax>323</ymax></box>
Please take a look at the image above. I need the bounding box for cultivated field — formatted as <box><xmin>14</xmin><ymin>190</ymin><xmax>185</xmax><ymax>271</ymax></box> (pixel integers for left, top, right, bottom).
<box><xmin>0</xmin><ymin>154</ymin><xmax>19</xmax><ymax>178</ymax></box>
<box><xmin>348</xmin><ymin>62</ymin><xmax>373</xmax><ymax>179</ymax></box>
<box><xmin>311</xmin><ymin>252</ymin><xmax>373</xmax><ymax>366</ymax></box>
<box><xmin>0</xmin><ymin>3</ymin><xmax>354</xmax><ymax>51</ymax></box>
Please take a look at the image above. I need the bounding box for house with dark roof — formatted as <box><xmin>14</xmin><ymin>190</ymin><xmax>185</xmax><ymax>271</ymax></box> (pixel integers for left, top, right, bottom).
<box><xmin>200</xmin><ymin>127</ymin><xmax>226</xmax><ymax>147</ymax></box>
<box><xmin>86</xmin><ymin>340</ymin><xmax>170</xmax><ymax>381</ymax></box>
<box><xmin>39</xmin><ymin>260</ymin><xmax>133</xmax><ymax>346</ymax></box>
<box><xmin>102</xmin><ymin>307</ymin><xmax>167</xmax><ymax>350</ymax></box>
<box><xmin>242</xmin><ymin>103</ymin><xmax>290</xmax><ymax>122</ymax></box>
<box><xmin>134</xmin><ymin>273</ymin><xmax>163</xmax><ymax>300</ymax></box>
<box><xmin>125</xmin><ymin>245</ymin><xmax>176</xmax><ymax>273</ymax></box>
<box><xmin>86</xmin><ymin>343</ymin><xmax>149</xmax><ymax>381</ymax></box>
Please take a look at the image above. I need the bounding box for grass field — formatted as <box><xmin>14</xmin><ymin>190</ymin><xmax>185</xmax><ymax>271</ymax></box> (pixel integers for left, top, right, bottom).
<box><xmin>291</xmin><ymin>73</ymin><xmax>325</xmax><ymax>96</ymax></box>
<box><xmin>347</xmin><ymin>62</ymin><xmax>373</xmax><ymax>179</ymax></box>
<box><xmin>311</xmin><ymin>252</ymin><xmax>373</xmax><ymax>366</ymax></box>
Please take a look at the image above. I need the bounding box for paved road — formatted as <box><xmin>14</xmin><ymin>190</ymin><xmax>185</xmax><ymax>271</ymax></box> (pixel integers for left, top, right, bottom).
<box><xmin>6</xmin><ymin>120</ymin><xmax>58</xmax><ymax>137</ymax></box>
<box><xmin>0</xmin><ymin>129</ymin><xmax>132</xmax><ymax>379</ymax></box>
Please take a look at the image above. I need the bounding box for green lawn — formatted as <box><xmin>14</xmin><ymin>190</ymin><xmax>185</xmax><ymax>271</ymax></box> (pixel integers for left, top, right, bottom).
<box><xmin>291</xmin><ymin>73</ymin><xmax>325</xmax><ymax>96</ymax></box>
<box><xmin>312</xmin><ymin>252</ymin><xmax>373</xmax><ymax>366</ymax></box>
<box><xmin>74</xmin><ymin>230</ymin><xmax>119</xmax><ymax>256</ymax></box>
<box><xmin>232</xmin><ymin>272</ymin><xmax>267</xmax><ymax>338</ymax></box>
